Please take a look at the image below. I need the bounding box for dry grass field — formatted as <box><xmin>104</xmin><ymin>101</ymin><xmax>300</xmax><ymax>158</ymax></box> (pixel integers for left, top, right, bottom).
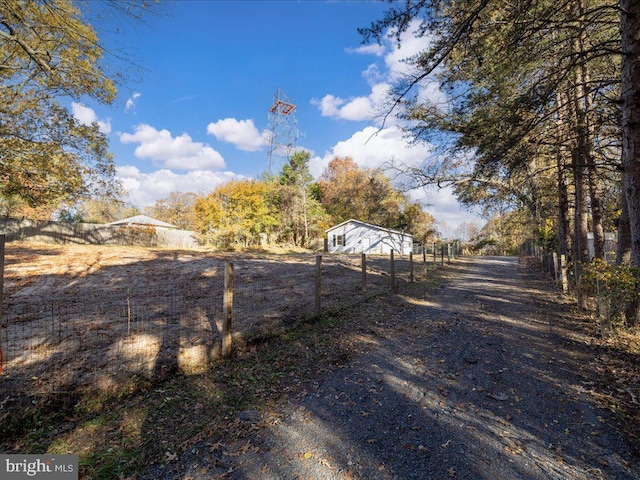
<box><xmin>1</xmin><ymin>242</ymin><xmax>411</xmax><ymax>394</ymax></box>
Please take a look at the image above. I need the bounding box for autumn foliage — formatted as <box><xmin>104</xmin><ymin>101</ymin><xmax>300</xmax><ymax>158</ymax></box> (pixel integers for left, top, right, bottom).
<box><xmin>184</xmin><ymin>154</ymin><xmax>437</xmax><ymax>249</ymax></box>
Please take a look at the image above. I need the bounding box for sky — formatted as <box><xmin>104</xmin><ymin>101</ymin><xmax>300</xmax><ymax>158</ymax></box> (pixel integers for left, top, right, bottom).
<box><xmin>74</xmin><ymin>0</ymin><xmax>483</xmax><ymax>234</ymax></box>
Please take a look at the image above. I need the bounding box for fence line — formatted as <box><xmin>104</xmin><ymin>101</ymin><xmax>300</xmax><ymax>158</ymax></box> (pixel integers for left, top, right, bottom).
<box><xmin>0</xmin><ymin>246</ymin><xmax>438</xmax><ymax>397</ymax></box>
<box><xmin>0</xmin><ymin>217</ymin><xmax>198</xmax><ymax>248</ymax></box>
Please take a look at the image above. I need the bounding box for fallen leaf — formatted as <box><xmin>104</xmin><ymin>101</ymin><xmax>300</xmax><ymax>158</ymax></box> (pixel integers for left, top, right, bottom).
<box><xmin>164</xmin><ymin>451</ymin><xmax>177</xmax><ymax>462</ymax></box>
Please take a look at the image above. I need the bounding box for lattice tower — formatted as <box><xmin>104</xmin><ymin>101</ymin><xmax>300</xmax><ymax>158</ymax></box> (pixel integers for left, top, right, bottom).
<box><xmin>266</xmin><ymin>88</ymin><xmax>299</xmax><ymax>175</ymax></box>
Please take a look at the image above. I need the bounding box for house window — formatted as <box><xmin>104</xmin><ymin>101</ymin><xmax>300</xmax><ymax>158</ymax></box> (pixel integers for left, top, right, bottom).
<box><xmin>336</xmin><ymin>234</ymin><xmax>344</xmax><ymax>246</ymax></box>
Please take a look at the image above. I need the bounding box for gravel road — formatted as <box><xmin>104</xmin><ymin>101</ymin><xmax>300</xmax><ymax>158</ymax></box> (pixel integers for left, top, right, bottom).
<box><xmin>144</xmin><ymin>255</ymin><xmax>639</xmax><ymax>480</ymax></box>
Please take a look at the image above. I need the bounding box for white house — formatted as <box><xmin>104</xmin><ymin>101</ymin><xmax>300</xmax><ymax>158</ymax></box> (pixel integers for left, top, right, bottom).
<box><xmin>326</xmin><ymin>219</ymin><xmax>413</xmax><ymax>255</ymax></box>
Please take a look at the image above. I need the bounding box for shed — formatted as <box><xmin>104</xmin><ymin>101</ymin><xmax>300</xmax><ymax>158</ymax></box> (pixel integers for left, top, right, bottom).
<box><xmin>326</xmin><ymin>219</ymin><xmax>413</xmax><ymax>255</ymax></box>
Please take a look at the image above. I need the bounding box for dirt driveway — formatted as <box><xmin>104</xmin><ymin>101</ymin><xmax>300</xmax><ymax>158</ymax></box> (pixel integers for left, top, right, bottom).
<box><xmin>143</xmin><ymin>256</ymin><xmax>639</xmax><ymax>480</ymax></box>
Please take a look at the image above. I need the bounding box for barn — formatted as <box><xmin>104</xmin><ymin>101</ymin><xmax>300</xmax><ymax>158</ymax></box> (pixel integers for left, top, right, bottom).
<box><xmin>326</xmin><ymin>219</ymin><xmax>413</xmax><ymax>255</ymax></box>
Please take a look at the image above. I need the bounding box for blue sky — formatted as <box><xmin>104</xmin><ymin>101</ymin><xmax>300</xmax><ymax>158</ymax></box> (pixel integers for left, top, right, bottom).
<box><xmin>73</xmin><ymin>0</ymin><xmax>482</xmax><ymax>233</ymax></box>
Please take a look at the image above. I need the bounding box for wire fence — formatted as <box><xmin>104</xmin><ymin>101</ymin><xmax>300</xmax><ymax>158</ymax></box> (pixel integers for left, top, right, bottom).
<box><xmin>0</xmin><ymin>246</ymin><xmax>438</xmax><ymax>397</ymax></box>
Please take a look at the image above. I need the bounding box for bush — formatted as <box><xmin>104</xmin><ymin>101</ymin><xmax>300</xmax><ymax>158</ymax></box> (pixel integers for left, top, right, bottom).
<box><xmin>582</xmin><ymin>259</ymin><xmax>640</xmax><ymax>326</ymax></box>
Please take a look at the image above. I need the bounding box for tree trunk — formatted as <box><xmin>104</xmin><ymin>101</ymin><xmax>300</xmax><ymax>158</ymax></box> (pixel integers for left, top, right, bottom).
<box><xmin>556</xmin><ymin>143</ymin><xmax>571</xmax><ymax>259</ymax></box>
<box><xmin>620</xmin><ymin>0</ymin><xmax>640</xmax><ymax>326</ymax></box>
<box><xmin>576</xmin><ymin>2</ymin><xmax>605</xmax><ymax>260</ymax></box>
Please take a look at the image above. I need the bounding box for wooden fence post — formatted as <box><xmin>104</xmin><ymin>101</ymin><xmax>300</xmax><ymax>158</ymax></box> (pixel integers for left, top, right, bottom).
<box><xmin>409</xmin><ymin>252</ymin><xmax>414</xmax><ymax>282</ymax></box>
<box><xmin>552</xmin><ymin>252</ymin><xmax>559</xmax><ymax>283</ymax></box>
<box><xmin>315</xmin><ymin>255</ymin><xmax>322</xmax><ymax>316</ymax></box>
<box><xmin>447</xmin><ymin>243</ymin><xmax>451</xmax><ymax>263</ymax></box>
<box><xmin>441</xmin><ymin>244</ymin><xmax>445</xmax><ymax>266</ymax></box>
<box><xmin>433</xmin><ymin>242</ymin><xmax>437</xmax><ymax>264</ymax></box>
<box><xmin>560</xmin><ymin>254</ymin><xmax>568</xmax><ymax>293</ymax></box>
<box><xmin>422</xmin><ymin>246</ymin><xmax>426</xmax><ymax>264</ymax></box>
<box><xmin>361</xmin><ymin>253</ymin><xmax>367</xmax><ymax>293</ymax></box>
<box><xmin>390</xmin><ymin>250</ymin><xmax>395</xmax><ymax>291</ymax></box>
<box><xmin>222</xmin><ymin>262</ymin><xmax>234</xmax><ymax>358</ymax></box>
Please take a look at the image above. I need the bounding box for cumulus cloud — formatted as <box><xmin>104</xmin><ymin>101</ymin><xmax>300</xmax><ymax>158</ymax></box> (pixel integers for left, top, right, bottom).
<box><xmin>119</xmin><ymin>124</ymin><xmax>225</xmax><ymax>171</ymax></box>
<box><xmin>206</xmin><ymin>118</ymin><xmax>267</xmax><ymax>152</ymax></box>
<box><xmin>314</xmin><ymin>19</ymin><xmax>442</xmax><ymax>123</ymax></box>
<box><xmin>309</xmin><ymin>125</ymin><xmax>433</xmax><ymax>177</ymax></box>
<box><xmin>116</xmin><ymin>165</ymin><xmax>240</xmax><ymax>207</ymax></box>
<box><xmin>311</xmin><ymin>92</ymin><xmax>378</xmax><ymax>122</ymax></box>
<box><xmin>383</xmin><ymin>23</ymin><xmax>433</xmax><ymax>80</ymax></box>
<box><xmin>125</xmin><ymin>92</ymin><xmax>141</xmax><ymax>112</ymax></box>
<box><xmin>71</xmin><ymin>102</ymin><xmax>111</xmax><ymax>134</ymax></box>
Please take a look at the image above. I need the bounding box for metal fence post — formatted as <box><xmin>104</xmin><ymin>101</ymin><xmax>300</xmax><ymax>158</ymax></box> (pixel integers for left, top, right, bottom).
<box><xmin>361</xmin><ymin>253</ymin><xmax>367</xmax><ymax>293</ymax></box>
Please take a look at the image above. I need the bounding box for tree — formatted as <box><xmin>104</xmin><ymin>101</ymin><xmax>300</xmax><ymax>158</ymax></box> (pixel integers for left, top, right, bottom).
<box><xmin>277</xmin><ymin>151</ymin><xmax>328</xmax><ymax>247</ymax></box>
<box><xmin>318</xmin><ymin>156</ymin><xmax>437</xmax><ymax>238</ymax></box>
<box><xmin>620</xmin><ymin>0</ymin><xmax>640</xmax><ymax>325</ymax></box>
<box><xmin>194</xmin><ymin>180</ymin><xmax>280</xmax><ymax>248</ymax></box>
<box><xmin>145</xmin><ymin>192</ymin><xmax>198</xmax><ymax>230</ymax></box>
<box><xmin>75</xmin><ymin>194</ymin><xmax>140</xmax><ymax>223</ymax></box>
<box><xmin>318</xmin><ymin>156</ymin><xmax>400</xmax><ymax>226</ymax></box>
<box><xmin>0</xmin><ymin>0</ymin><xmax>153</xmax><ymax>213</ymax></box>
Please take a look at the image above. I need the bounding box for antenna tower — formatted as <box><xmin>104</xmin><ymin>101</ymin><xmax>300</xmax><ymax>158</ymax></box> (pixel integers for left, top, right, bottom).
<box><xmin>266</xmin><ymin>88</ymin><xmax>299</xmax><ymax>175</ymax></box>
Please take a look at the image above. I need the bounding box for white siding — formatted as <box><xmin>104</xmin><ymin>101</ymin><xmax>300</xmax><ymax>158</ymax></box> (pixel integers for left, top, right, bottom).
<box><xmin>326</xmin><ymin>220</ymin><xmax>413</xmax><ymax>255</ymax></box>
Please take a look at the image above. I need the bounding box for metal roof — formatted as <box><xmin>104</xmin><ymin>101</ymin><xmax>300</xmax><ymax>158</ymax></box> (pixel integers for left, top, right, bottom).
<box><xmin>107</xmin><ymin>215</ymin><xmax>178</xmax><ymax>229</ymax></box>
<box><xmin>325</xmin><ymin>219</ymin><xmax>412</xmax><ymax>238</ymax></box>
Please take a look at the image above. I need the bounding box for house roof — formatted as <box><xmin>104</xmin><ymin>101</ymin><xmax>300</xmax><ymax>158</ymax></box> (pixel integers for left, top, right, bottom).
<box><xmin>107</xmin><ymin>215</ymin><xmax>178</xmax><ymax>229</ymax></box>
<box><xmin>326</xmin><ymin>219</ymin><xmax>412</xmax><ymax>238</ymax></box>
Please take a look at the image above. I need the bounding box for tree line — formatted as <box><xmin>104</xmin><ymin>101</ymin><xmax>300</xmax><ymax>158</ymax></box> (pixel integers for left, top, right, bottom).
<box><xmin>361</xmin><ymin>0</ymin><xmax>640</xmax><ymax>325</ymax></box>
<box><xmin>55</xmin><ymin>152</ymin><xmax>437</xmax><ymax>249</ymax></box>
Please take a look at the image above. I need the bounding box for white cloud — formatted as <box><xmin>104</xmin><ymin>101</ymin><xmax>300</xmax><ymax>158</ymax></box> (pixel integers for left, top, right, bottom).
<box><xmin>312</xmin><ymin>95</ymin><xmax>344</xmax><ymax>117</ymax></box>
<box><xmin>119</xmin><ymin>124</ymin><xmax>225</xmax><ymax>171</ymax></box>
<box><xmin>383</xmin><ymin>22</ymin><xmax>433</xmax><ymax>80</ymax></box>
<box><xmin>116</xmin><ymin>165</ymin><xmax>240</xmax><ymax>207</ymax></box>
<box><xmin>125</xmin><ymin>92</ymin><xmax>141</xmax><ymax>112</ymax></box>
<box><xmin>311</xmin><ymin>92</ymin><xmax>375</xmax><ymax>122</ymax></box>
<box><xmin>316</xmin><ymin>19</ymin><xmax>442</xmax><ymax>123</ymax></box>
<box><xmin>71</xmin><ymin>102</ymin><xmax>111</xmax><ymax>134</ymax></box>
<box><xmin>206</xmin><ymin>118</ymin><xmax>267</xmax><ymax>152</ymax></box>
<box><xmin>309</xmin><ymin>125</ymin><xmax>432</xmax><ymax>177</ymax></box>
<box><xmin>407</xmin><ymin>186</ymin><xmax>482</xmax><ymax>233</ymax></box>
<box><xmin>346</xmin><ymin>44</ymin><xmax>385</xmax><ymax>57</ymax></box>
